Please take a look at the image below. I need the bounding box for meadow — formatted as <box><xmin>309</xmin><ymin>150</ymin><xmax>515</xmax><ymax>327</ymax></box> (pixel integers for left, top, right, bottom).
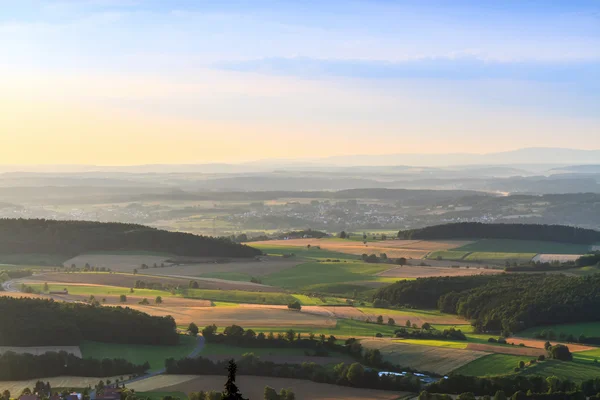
<box><xmin>80</xmin><ymin>335</ymin><xmax>198</xmax><ymax>371</ymax></box>
<box><xmin>519</xmin><ymin>322</ymin><xmax>600</xmax><ymax>339</ymax></box>
<box><xmin>454</xmin><ymin>354</ymin><xmax>528</xmax><ymax>376</ymax></box>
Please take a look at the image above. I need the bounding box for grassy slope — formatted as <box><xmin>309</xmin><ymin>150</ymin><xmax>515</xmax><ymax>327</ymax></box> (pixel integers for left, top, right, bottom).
<box><xmin>454</xmin><ymin>354</ymin><xmax>529</xmax><ymax>376</ymax></box>
<box><xmin>262</xmin><ymin>261</ymin><xmax>391</xmax><ymax>290</ymax></box>
<box><xmin>80</xmin><ymin>335</ymin><xmax>197</xmax><ymax>371</ymax></box>
<box><xmin>464</xmin><ymin>252</ymin><xmax>536</xmax><ymax>262</ymax></box>
<box><xmin>0</xmin><ymin>253</ymin><xmax>71</xmax><ymax>266</ymax></box>
<box><xmin>454</xmin><ymin>239</ymin><xmax>590</xmax><ymax>254</ymax></box>
<box><xmin>519</xmin><ymin>322</ymin><xmax>600</xmax><ymax>338</ymax></box>
<box><xmin>137</xmin><ymin>392</ymin><xmax>188</xmax><ymax>400</ymax></box>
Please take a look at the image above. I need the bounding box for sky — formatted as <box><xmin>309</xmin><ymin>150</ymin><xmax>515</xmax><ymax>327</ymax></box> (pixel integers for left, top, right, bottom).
<box><xmin>1</xmin><ymin>0</ymin><xmax>599</xmax><ymax>165</ymax></box>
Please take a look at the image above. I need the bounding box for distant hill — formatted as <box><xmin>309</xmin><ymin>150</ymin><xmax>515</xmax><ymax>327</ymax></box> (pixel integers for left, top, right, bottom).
<box><xmin>0</xmin><ymin>218</ymin><xmax>261</xmax><ymax>258</ymax></box>
<box><xmin>398</xmin><ymin>222</ymin><xmax>600</xmax><ymax>244</ymax></box>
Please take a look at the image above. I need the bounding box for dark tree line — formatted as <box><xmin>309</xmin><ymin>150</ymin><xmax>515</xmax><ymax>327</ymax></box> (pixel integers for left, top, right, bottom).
<box><xmin>165</xmin><ymin>354</ymin><xmax>421</xmax><ymax>393</ymax></box>
<box><xmin>0</xmin><ymin>218</ymin><xmax>261</xmax><ymax>258</ymax></box>
<box><xmin>374</xmin><ymin>274</ymin><xmax>600</xmax><ymax>334</ymax></box>
<box><xmin>0</xmin><ymin>297</ymin><xmax>178</xmax><ymax>346</ymax></box>
<box><xmin>397</xmin><ymin>222</ymin><xmax>600</xmax><ymax>244</ymax></box>
<box><xmin>428</xmin><ymin>374</ymin><xmax>600</xmax><ymax>397</ymax></box>
<box><xmin>0</xmin><ymin>351</ymin><xmax>148</xmax><ymax>380</ymax></box>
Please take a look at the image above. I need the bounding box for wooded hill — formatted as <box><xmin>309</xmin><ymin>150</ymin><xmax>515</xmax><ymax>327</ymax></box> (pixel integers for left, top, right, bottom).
<box><xmin>0</xmin><ymin>297</ymin><xmax>179</xmax><ymax>346</ymax></box>
<box><xmin>0</xmin><ymin>218</ymin><xmax>261</xmax><ymax>258</ymax></box>
<box><xmin>398</xmin><ymin>222</ymin><xmax>600</xmax><ymax>244</ymax></box>
<box><xmin>374</xmin><ymin>274</ymin><xmax>600</xmax><ymax>334</ymax></box>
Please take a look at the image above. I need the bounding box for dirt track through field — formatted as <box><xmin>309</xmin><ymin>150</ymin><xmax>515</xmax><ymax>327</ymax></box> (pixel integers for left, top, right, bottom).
<box><xmin>378</xmin><ymin>265</ymin><xmax>501</xmax><ymax>278</ymax></box>
<box><xmin>135</xmin><ymin>375</ymin><xmax>406</xmax><ymax>400</ymax></box>
<box><xmin>253</xmin><ymin>239</ymin><xmax>472</xmax><ymax>259</ymax></box>
<box><xmin>361</xmin><ymin>338</ymin><xmax>487</xmax><ymax>375</ymax></box>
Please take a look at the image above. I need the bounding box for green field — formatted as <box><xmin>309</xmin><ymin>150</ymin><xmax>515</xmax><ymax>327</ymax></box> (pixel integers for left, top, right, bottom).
<box><xmin>200</xmin><ymin>343</ymin><xmax>317</xmax><ymax>357</ymax></box>
<box><xmin>520</xmin><ymin>360</ymin><xmax>600</xmax><ymax>382</ymax></box>
<box><xmin>28</xmin><ymin>283</ymin><xmax>171</xmax><ymax>298</ymax></box>
<box><xmin>251</xmin><ymin>244</ymin><xmax>356</xmax><ymax>260</ymax></box>
<box><xmin>262</xmin><ymin>261</ymin><xmax>391</xmax><ymax>290</ymax></box>
<box><xmin>464</xmin><ymin>252</ymin><xmax>536</xmax><ymax>262</ymax></box>
<box><xmin>454</xmin><ymin>239</ymin><xmax>590</xmax><ymax>254</ymax></box>
<box><xmin>519</xmin><ymin>322</ymin><xmax>600</xmax><ymax>338</ymax></box>
<box><xmin>184</xmin><ymin>288</ymin><xmax>296</xmax><ymax>305</ymax></box>
<box><xmin>573</xmin><ymin>348</ymin><xmax>600</xmax><ymax>364</ymax></box>
<box><xmin>454</xmin><ymin>354</ymin><xmax>529</xmax><ymax>376</ymax></box>
<box><xmin>80</xmin><ymin>335</ymin><xmax>198</xmax><ymax>371</ymax></box>
<box><xmin>427</xmin><ymin>251</ymin><xmax>471</xmax><ymax>260</ymax></box>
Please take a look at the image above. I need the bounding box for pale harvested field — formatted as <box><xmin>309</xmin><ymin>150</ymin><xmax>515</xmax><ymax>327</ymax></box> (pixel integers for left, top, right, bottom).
<box><xmin>378</xmin><ymin>266</ymin><xmax>501</xmax><ymax>279</ymax></box>
<box><xmin>143</xmin><ymin>375</ymin><xmax>407</xmax><ymax>400</ymax></box>
<box><xmin>466</xmin><ymin>343</ymin><xmax>545</xmax><ymax>357</ymax></box>
<box><xmin>0</xmin><ymin>292</ymin><xmax>47</xmax><ymax>299</ymax></box>
<box><xmin>361</xmin><ymin>339</ymin><xmax>487</xmax><ymax>375</ymax></box>
<box><xmin>0</xmin><ymin>346</ymin><xmax>82</xmax><ymax>357</ymax></box>
<box><xmin>508</xmin><ymin>338</ymin><xmax>595</xmax><ymax>352</ymax></box>
<box><xmin>0</xmin><ymin>376</ymin><xmax>122</xmax><ymax>393</ymax></box>
<box><xmin>28</xmin><ymin>272</ymin><xmax>278</xmax><ymax>292</ymax></box>
<box><xmin>143</xmin><ymin>257</ymin><xmax>302</xmax><ymax>278</ymax></box>
<box><xmin>109</xmin><ymin>304</ymin><xmax>336</xmax><ymax>328</ymax></box>
<box><xmin>253</xmin><ymin>239</ymin><xmax>473</xmax><ymax>259</ymax></box>
<box><xmin>531</xmin><ymin>254</ymin><xmax>583</xmax><ymax>263</ymax></box>
<box><xmin>57</xmin><ymin>293</ymin><xmax>212</xmax><ymax>307</ymax></box>
<box><xmin>64</xmin><ymin>254</ymin><xmax>170</xmax><ymax>272</ymax></box>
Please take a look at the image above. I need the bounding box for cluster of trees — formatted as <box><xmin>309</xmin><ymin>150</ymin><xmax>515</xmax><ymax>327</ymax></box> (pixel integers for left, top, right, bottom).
<box><xmin>394</xmin><ymin>326</ymin><xmax>466</xmax><ymax>341</ymax></box>
<box><xmin>263</xmin><ymin>387</ymin><xmax>295</xmax><ymax>400</ymax></box>
<box><xmin>0</xmin><ymin>269</ymin><xmax>33</xmax><ymax>281</ymax></box>
<box><xmin>165</xmin><ymin>353</ymin><xmax>421</xmax><ymax>393</ymax></box>
<box><xmin>374</xmin><ymin>274</ymin><xmax>600</xmax><ymax>334</ymax></box>
<box><xmin>134</xmin><ymin>280</ymin><xmax>172</xmax><ymax>290</ymax></box>
<box><xmin>576</xmin><ymin>252</ymin><xmax>600</xmax><ymax>267</ymax></box>
<box><xmin>0</xmin><ymin>297</ymin><xmax>178</xmax><ymax>346</ymax></box>
<box><xmin>428</xmin><ymin>374</ymin><xmax>600</xmax><ymax>398</ymax></box>
<box><xmin>533</xmin><ymin>330</ymin><xmax>600</xmax><ymax>345</ymax></box>
<box><xmin>397</xmin><ymin>222</ymin><xmax>600</xmax><ymax>244</ymax></box>
<box><xmin>0</xmin><ymin>351</ymin><xmax>148</xmax><ymax>380</ymax></box>
<box><xmin>200</xmin><ymin>324</ymin><xmax>425</xmax><ymax>375</ymax></box>
<box><xmin>0</xmin><ymin>218</ymin><xmax>260</xmax><ymax>258</ymax></box>
<box><xmin>277</xmin><ymin>229</ymin><xmax>329</xmax><ymax>239</ymax></box>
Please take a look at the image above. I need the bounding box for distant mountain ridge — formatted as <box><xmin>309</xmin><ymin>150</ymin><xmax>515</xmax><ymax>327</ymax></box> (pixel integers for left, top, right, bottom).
<box><xmin>0</xmin><ymin>147</ymin><xmax>599</xmax><ymax>172</ymax></box>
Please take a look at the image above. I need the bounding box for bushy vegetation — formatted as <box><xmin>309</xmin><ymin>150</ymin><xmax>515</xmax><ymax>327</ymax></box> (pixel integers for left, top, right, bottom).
<box><xmin>398</xmin><ymin>222</ymin><xmax>600</xmax><ymax>244</ymax></box>
<box><xmin>374</xmin><ymin>274</ymin><xmax>600</xmax><ymax>334</ymax></box>
<box><xmin>394</xmin><ymin>326</ymin><xmax>466</xmax><ymax>341</ymax></box>
<box><xmin>0</xmin><ymin>218</ymin><xmax>260</xmax><ymax>258</ymax></box>
<box><xmin>0</xmin><ymin>351</ymin><xmax>148</xmax><ymax>380</ymax></box>
<box><xmin>0</xmin><ymin>297</ymin><xmax>178</xmax><ymax>346</ymax></box>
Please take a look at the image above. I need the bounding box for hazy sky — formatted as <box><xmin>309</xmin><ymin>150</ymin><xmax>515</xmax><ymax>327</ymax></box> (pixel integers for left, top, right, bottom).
<box><xmin>1</xmin><ymin>0</ymin><xmax>599</xmax><ymax>165</ymax></box>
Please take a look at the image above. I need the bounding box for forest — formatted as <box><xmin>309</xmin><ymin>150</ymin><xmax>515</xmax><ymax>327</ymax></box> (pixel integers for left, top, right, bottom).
<box><xmin>397</xmin><ymin>222</ymin><xmax>600</xmax><ymax>244</ymax></box>
<box><xmin>0</xmin><ymin>351</ymin><xmax>148</xmax><ymax>380</ymax></box>
<box><xmin>0</xmin><ymin>297</ymin><xmax>178</xmax><ymax>346</ymax></box>
<box><xmin>374</xmin><ymin>274</ymin><xmax>600</xmax><ymax>334</ymax></box>
<box><xmin>0</xmin><ymin>218</ymin><xmax>260</xmax><ymax>258</ymax></box>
